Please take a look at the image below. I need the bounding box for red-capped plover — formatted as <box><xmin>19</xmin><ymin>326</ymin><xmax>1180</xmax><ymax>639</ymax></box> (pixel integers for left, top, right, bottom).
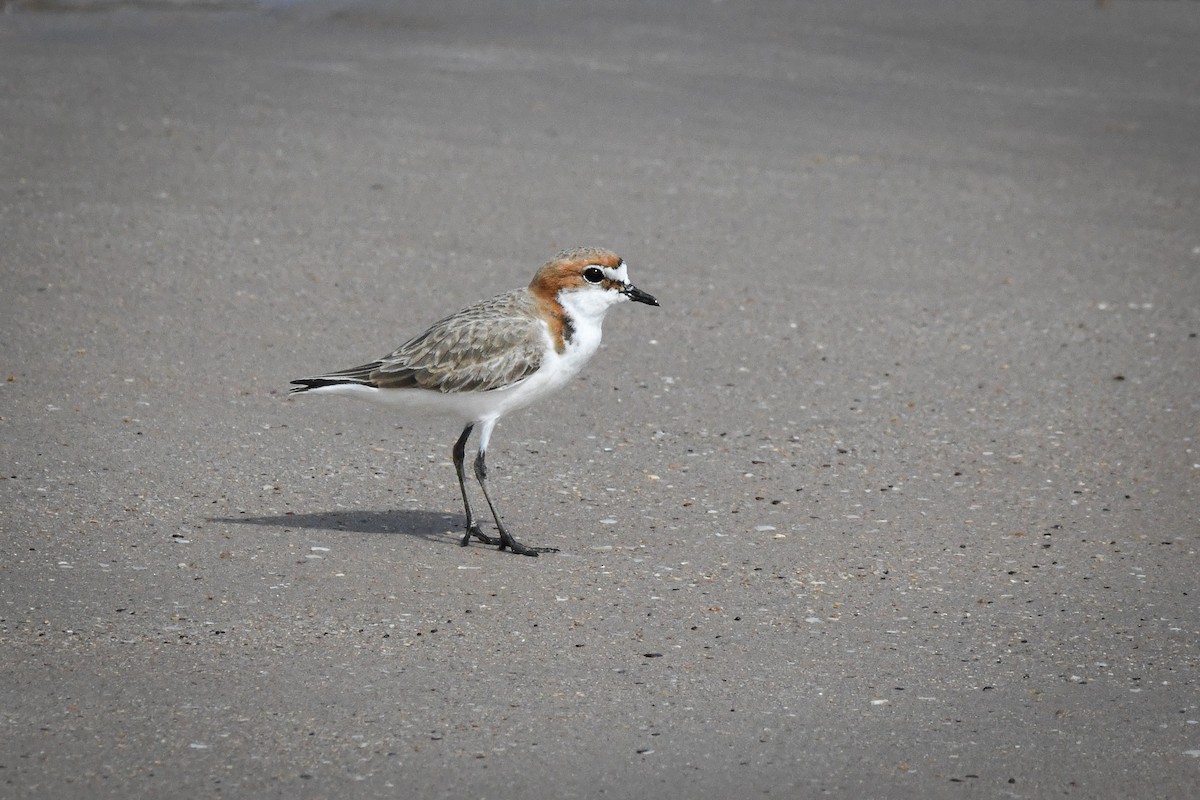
<box><xmin>290</xmin><ymin>247</ymin><xmax>659</xmax><ymax>557</ymax></box>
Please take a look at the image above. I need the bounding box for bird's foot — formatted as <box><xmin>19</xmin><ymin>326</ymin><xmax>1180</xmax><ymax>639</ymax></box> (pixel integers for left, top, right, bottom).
<box><xmin>460</xmin><ymin>524</ymin><xmax>499</xmax><ymax>547</ymax></box>
<box><xmin>461</xmin><ymin>524</ymin><xmax>558</xmax><ymax>556</ymax></box>
<box><xmin>498</xmin><ymin>531</ymin><xmax>559</xmax><ymax>557</ymax></box>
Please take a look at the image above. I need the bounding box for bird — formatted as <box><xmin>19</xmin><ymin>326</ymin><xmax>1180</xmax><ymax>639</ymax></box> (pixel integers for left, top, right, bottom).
<box><xmin>290</xmin><ymin>246</ymin><xmax>659</xmax><ymax>557</ymax></box>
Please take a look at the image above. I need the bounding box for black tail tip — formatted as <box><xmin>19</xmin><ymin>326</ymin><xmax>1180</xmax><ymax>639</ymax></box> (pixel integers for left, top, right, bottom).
<box><xmin>289</xmin><ymin>377</ymin><xmax>363</xmax><ymax>393</ymax></box>
<box><xmin>289</xmin><ymin>378</ymin><xmax>326</xmax><ymax>394</ymax></box>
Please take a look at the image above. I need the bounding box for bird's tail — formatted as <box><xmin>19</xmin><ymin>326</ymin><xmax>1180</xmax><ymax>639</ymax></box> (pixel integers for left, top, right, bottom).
<box><xmin>289</xmin><ymin>362</ymin><xmax>382</xmax><ymax>394</ymax></box>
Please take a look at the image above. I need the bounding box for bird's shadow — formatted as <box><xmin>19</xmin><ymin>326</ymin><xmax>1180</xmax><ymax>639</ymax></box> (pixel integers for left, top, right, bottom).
<box><xmin>209</xmin><ymin>509</ymin><xmax>462</xmax><ymax>544</ymax></box>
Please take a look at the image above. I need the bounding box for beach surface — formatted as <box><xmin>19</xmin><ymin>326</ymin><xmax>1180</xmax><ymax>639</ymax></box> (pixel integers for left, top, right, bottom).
<box><xmin>2</xmin><ymin>1</ymin><xmax>1198</xmax><ymax>797</ymax></box>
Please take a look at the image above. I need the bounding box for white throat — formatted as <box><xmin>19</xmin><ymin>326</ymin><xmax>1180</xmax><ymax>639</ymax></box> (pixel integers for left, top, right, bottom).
<box><xmin>554</xmin><ymin>285</ymin><xmax>625</xmax><ymax>367</ymax></box>
<box><xmin>557</xmin><ymin>285</ymin><xmax>625</xmax><ymax>331</ymax></box>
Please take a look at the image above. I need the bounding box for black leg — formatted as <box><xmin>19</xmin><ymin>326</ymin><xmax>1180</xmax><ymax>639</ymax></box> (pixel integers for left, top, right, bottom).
<box><xmin>473</xmin><ymin>450</ymin><xmax>558</xmax><ymax>557</ymax></box>
<box><xmin>452</xmin><ymin>424</ymin><xmax>497</xmax><ymax>547</ymax></box>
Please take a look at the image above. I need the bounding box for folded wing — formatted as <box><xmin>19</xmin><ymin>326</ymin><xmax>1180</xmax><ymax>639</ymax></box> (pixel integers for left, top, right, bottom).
<box><xmin>290</xmin><ymin>290</ymin><xmax>546</xmax><ymax>395</ymax></box>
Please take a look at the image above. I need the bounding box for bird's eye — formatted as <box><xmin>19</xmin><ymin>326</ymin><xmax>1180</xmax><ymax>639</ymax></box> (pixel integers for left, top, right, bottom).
<box><xmin>583</xmin><ymin>266</ymin><xmax>605</xmax><ymax>284</ymax></box>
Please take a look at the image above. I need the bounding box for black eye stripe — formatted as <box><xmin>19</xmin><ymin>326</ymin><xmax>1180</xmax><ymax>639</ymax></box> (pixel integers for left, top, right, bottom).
<box><xmin>582</xmin><ymin>266</ymin><xmax>605</xmax><ymax>284</ymax></box>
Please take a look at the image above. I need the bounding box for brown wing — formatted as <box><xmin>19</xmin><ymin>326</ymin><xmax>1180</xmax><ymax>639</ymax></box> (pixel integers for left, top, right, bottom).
<box><xmin>298</xmin><ymin>289</ymin><xmax>546</xmax><ymax>394</ymax></box>
<box><xmin>291</xmin><ymin>290</ymin><xmax>546</xmax><ymax>394</ymax></box>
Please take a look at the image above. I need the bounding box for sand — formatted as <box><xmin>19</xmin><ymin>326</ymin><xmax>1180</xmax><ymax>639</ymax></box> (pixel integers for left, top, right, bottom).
<box><xmin>2</xmin><ymin>1</ymin><xmax>1198</xmax><ymax>797</ymax></box>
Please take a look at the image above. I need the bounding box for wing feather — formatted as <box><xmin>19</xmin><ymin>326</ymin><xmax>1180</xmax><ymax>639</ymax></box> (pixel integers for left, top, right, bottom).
<box><xmin>292</xmin><ymin>289</ymin><xmax>546</xmax><ymax>394</ymax></box>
